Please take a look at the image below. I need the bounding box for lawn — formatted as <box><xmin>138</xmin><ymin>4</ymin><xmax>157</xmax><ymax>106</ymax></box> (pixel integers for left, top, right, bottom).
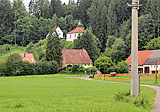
<box><xmin>0</xmin><ymin>46</ymin><xmax>26</xmax><ymax>60</ymax></box>
<box><xmin>0</xmin><ymin>74</ymin><xmax>156</xmax><ymax>112</ymax></box>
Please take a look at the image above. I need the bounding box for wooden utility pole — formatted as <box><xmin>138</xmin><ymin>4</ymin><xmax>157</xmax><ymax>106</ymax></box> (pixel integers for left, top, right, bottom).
<box><xmin>128</xmin><ymin>0</ymin><xmax>141</xmax><ymax>97</ymax></box>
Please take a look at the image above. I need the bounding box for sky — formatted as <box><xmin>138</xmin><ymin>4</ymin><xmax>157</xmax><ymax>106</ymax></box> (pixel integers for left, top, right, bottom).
<box><xmin>10</xmin><ymin>0</ymin><xmax>77</xmax><ymax>11</ymax></box>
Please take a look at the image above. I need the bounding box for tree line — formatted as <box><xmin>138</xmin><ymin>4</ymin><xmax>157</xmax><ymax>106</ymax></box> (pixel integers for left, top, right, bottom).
<box><xmin>0</xmin><ymin>0</ymin><xmax>160</xmax><ymax>65</ymax></box>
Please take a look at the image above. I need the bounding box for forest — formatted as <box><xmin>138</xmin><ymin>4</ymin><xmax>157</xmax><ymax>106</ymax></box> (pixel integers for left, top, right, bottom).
<box><xmin>0</xmin><ymin>0</ymin><xmax>160</xmax><ymax>65</ymax></box>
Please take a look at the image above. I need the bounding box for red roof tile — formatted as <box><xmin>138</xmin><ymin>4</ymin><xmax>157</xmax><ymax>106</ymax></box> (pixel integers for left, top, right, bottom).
<box><xmin>67</xmin><ymin>27</ymin><xmax>85</xmax><ymax>34</ymax></box>
<box><xmin>62</xmin><ymin>49</ymin><xmax>92</xmax><ymax>64</ymax></box>
<box><xmin>19</xmin><ymin>53</ymin><xmax>36</xmax><ymax>63</ymax></box>
<box><xmin>126</xmin><ymin>50</ymin><xmax>153</xmax><ymax>65</ymax></box>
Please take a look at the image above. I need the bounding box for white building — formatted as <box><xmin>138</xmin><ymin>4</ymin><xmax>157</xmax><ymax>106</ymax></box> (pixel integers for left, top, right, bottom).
<box><xmin>126</xmin><ymin>49</ymin><xmax>160</xmax><ymax>74</ymax></box>
<box><xmin>66</xmin><ymin>21</ymin><xmax>85</xmax><ymax>42</ymax></box>
<box><xmin>46</xmin><ymin>26</ymin><xmax>63</xmax><ymax>38</ymax></box>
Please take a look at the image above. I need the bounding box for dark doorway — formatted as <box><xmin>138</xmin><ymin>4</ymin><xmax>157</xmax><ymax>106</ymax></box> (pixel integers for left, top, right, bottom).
<box><xmin>138</xmin><ymin>68</ymin><xmax>143</xmax><ymax>73</ymax></box>
<box><xmin>144</xmin><ymin>67</ymin><xmax>150</xmax><ymax>73</ymax></box>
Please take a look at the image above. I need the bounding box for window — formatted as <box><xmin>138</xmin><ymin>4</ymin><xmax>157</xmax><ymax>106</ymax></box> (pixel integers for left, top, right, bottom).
<box><xmin>75</xmin><ymin>34</ymin><xmax>76</xmax><ymax>38</ymax></box>
<box><xmin>31</xmin><ymin>58</ymin><xmax>34</xmax><ymax>63</ymax></box>
<box><xmin>27</xmin><ymin>59</ymin><xmax>29</xmax><ymax>61</ymax></box>
<box><xmin>70</xmin><ymin>34</ymin><xmax>71</xmax><ymax>38</ymax></box>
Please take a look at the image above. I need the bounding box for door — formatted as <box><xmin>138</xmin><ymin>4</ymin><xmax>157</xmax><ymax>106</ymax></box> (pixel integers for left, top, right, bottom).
<box><xmin>144</xmin><ymin>67</ymin><xmax>150</xmax><ymax>73</ymax></box>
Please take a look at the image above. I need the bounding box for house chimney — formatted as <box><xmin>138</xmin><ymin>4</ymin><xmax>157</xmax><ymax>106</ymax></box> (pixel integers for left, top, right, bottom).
<box><xmin>24</xmin><ymin>52</ymin><xmax>26</xmax><ymax>57</ymax></box>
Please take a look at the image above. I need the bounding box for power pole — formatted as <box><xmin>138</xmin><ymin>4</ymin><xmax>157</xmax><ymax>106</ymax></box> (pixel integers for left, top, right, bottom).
<box><xmin>128</xmin><ymin>0</ymin><xmax>141</xmax><ymax>97</ymax></box>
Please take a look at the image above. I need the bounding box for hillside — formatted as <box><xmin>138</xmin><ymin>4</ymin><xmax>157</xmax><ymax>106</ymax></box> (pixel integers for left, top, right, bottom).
<box><xmin>0</xmin><ymin>46</ymin><xmax>26</xmax><ymax>60</ymax></box>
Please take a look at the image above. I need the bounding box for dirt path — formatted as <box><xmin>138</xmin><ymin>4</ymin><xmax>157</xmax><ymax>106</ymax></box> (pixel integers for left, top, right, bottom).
<box><xmin>67</xmin><ymin>77</ymin><xmax>160</xmax><ymax>112</ymax></box>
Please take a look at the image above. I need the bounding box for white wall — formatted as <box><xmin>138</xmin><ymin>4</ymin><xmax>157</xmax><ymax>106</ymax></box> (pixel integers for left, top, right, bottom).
<box><xmin>66</xmin><ymin>33</ymin><xmax>82</xmax><ymax>42</ymax></box>
<box><xmin>56</xmin><ymin>27</ymin><xmax>63</xmax><ymax>38</ymax></box>
<box><xmin>46</xmin><ymin>26</ymin><xmax>63</xmax><ymax>39</ymax></box>
<box><xmin>143</xmin><ymin>65</ymin><xmax>160</xmax><ymax>73</ymax></box>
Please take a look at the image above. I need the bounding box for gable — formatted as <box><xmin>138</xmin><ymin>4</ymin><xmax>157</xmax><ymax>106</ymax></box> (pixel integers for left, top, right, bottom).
<box><xmin>62</xmin><ymin>49</ymin><xmax>92</xmax><ymax>64</ymax></box>
<box><xmin>126</xmin><ymin>50</ymin><xmax>153</xmax><ymax>65</ymax></box>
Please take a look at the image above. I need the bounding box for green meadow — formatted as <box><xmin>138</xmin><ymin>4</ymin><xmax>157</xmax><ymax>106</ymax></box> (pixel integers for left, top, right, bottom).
<box><xmin>0</xmin><ymin>74</ymin><xmax>155</xmax><ymax>112</ymax></box>
<box><xmin>0</xmin><ymin>46</ymin><xmax>26</xmax><ymax>60</ymax></box>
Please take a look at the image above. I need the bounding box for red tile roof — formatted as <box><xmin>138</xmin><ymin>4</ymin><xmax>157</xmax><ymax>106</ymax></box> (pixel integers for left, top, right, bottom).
<box><xmin>126</xmin><ymin>50</ymin><xmax>153</xmax><ymax>65</ymax></box>
<box><xmin>67</xmin><ymin>27</ymin><xmax>85</xmax><ymax>34</ymax></box>
<box><xmin>62</xmin><ymin>49</ymin><xmax>92</xmax><ymax>64</ymax></box>
<box><xmin>19</xmin><ymin>53</ymin><xmax>36</xmax><ymax>63</ymax></box>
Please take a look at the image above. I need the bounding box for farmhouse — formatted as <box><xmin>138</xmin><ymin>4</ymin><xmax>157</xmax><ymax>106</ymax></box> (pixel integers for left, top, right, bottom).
<box><xmin>62</xmin><ymin>49</ymin><xmax>92</xmax><ymax>68</ymax></box>
<box><xmin>46</xmin><ymin>26</ymin><xmax>63</xmax><ymax>38</ymax></box>
<box><xmin>18</xmin><ymin>53</ymin><xmax>36</xmax><ymax>63</ymax></box>
<box><xmin>66</xmin><ymin>21</ymin><xmax>85</xmax><ymax>42</ymax></box>
<box><xmin>126</xmin><ymin>49</ymin><xmax>160</xmax><ymax>73</ymax></box>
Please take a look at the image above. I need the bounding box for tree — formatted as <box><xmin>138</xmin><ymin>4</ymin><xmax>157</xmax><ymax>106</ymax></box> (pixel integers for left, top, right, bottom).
<box><xmin>144</xmin><ymin>37</ymin><xmax>160</xmax><ymax>50</ymax></box>
<box><xmin>106</xmin><ymin>35</ymin><xmax>116</xmax><ymax>48</ymax></box>
<box><xmin>4</xmin><ymin>53</ymin><xmax>23</xmax><ymax>76</ymax></box>
<box><xmin>88</xmin><ymin>0</ymin><xmax>107</xmax><ymax>52</ymax></box>
<box><xmin>94</xmin><ymin>56</ymin><xmax>115</xmax><ymax>74</ymax></box>
<box><xmin>116</xmin><ymin>61</ymin><xmax>130</xmax><ymax>73</ymax></box>
<box><xmin>26</xmin><ymin>42</ymin><xmax>34</xmax><ymax>53</ymax></box>
<box><xmin>0</xmin><ymin>59</ymin><xmax>6</xmax><ymax>76</ymax></box>
<box><xmin>74</xmin><ymin>26</ymin><xmax>100</xmax><ymax>62</ymax></box>
<box><xmin>0</xmin><ymin>45</ymin><xmax>6</xmax><ymax>55</ymax></box>
<box><xmin>63</xmin><ymin>41</ymin><xmax>74</xmax><ymax>49</ymax></box>
<box><xmin>138</xmin><ymin>14</ymin><xmax>155</xmax><ymax>50</ymax></box>
<box><xmin>46</xmin><ymin>29</ymin><xmax>62</xmax><ymax>66</ymax></box>
<box><xmin>78</xmin><ymin>0</ymin><xmax>93</xmax><ymax>28</ymax></box>
<box><xmin>102</xmin><ymin>47</ymin><xmax>111</xmax><ymax>58</ymax></box>
<box><xmin>110</xmin><ymin>38</ymin><xmax>126</xmax><ymax>64</ymax></box>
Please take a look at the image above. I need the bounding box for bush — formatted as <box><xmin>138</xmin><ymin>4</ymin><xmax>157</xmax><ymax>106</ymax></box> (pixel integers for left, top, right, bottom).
<box><xmin>85</xmin><ymin>67</ymin><xmax>97</xmax><ymax>74</ymax></box>
<box><xmin>114</xmin><ymin>90</ymin><xmax>153</xmax><ymax>109</ymax></box>
<box><xmin>94</xmin><ymin>56</ymin><xmax>115</xmax><ymax>74</ymax></box>
<box><xmin>0</xmin><ymin>59</ymin><xmax>6</xmax><ymax>76</ymax></box>
<box><xmin>3</xmin><ymin>53</ymin><xmax>59</xmax><ymax>76</ymax></box>
<box><xmin>4</xmin><ymin>53</ymin><xmax>23</xmax><ymax>76</ymax></box>
<box><xmin>33</xmin><ymin>61</ymin><xmax>59</xmax><ymax>75</ymax></box>
<box><xmin>71</xmin><ymin>65</ymin><xmax>80</xmax><ymax>73</ymax></box>
<box><xmin>3</xmin><ymin>44</ymin><xmax>11</xmax><ymax>51</ymax></box>
<box><xmin>116</xmin><ymin>61</ymin><xmax>129</xmax><ymax>73</ymax></box>
<box><xmin>78</xmin><ymin>66</ymin><xmax>85</xmax><ymax>73</ymax></box>
<box><xmin>0</xmin><ymin>45</ymin><xmax>6</xmax><ymax>55</ymax></box>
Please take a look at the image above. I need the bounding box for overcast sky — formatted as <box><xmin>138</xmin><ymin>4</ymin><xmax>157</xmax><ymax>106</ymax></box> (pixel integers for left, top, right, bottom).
<box><xmin>10</xmin><ymin>0</ymin><xmax>77</xmax><ymax>11</ymax></box>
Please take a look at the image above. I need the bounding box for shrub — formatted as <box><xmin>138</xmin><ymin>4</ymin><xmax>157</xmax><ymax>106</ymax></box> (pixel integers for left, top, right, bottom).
<box><xmin>116</xmin><ymin>61</ymin><xmax>129</xmax><ymax>73</ymax></box>
<box><xmin>3</xmin><ymin>44</ymin><xmax>11</xmax><ymax>51</ymax></box>
<box><xmin>4</xmin><ymin>53</ymin><xmax>23</xmax><ymax>76</ymax></box>
<box><xmin>0</xmin><ymin>59</ymin><xmax>6</xmax><ymax>76</ymax></box>
<box><xmin>3</xmin><ymin>54</ymin><xmax>59</xmax><ymax>76</ymax></box>
<box><xmin>85</xmin><ymin>67</ymin><xmax>97</xmax><ymax>74</ymax></box>
<box><xmin>0</xmin><ymin>45</ymin><xmax>6</xmax><ymax>55</ymax></box>
<box><xmin>94</xmin><ymin>56</ymin><xmax>115</xmax><ymax>74</ymax></box>
<box><xmin>71</xmin><ymin>65</ymin><xmax>80</xmax><ymax>73</ymax></box>
<box><xmin>33</xmin><ymin>61</ymin><xmax>59</xmax><ymax>75</ymax></box>
<box><xmin>78</xmin><ymin>66</ymin><xmax>85</xmax><ymax>73</ymax></box>
<box><xmin>114</xmin><ymin>90</ymin><xmax>153</xmax><ymax>109</ymax></box>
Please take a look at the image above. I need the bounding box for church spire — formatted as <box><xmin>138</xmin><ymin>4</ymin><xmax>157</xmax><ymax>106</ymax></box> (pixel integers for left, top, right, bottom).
<box><xmin>78</xmin><ymin>21</ymin><xmax>81</xmax><ymax>27</ymax></box>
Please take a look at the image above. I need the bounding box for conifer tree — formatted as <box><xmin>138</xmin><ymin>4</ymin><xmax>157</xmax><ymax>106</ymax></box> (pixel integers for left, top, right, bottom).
<box><xmin>74</xmin><ymin>27</ymin><xmax>100</xmax><ymax>62</ymax></box>
<box><xmin>45</xmin><ymin>28</ymin><xmax>62</xmax><ymax>66</ymax></box>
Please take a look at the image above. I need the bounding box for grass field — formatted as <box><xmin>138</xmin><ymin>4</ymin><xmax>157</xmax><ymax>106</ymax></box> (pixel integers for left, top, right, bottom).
<box><xmin>0</xmin><ymin>46</ymin><xmax>26</xmax><ymax>60</ymax></box>
<box><xmin>0</xmin><ymin>74</ymin><xmax>155</xmax><ymax>111</ymax></box>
